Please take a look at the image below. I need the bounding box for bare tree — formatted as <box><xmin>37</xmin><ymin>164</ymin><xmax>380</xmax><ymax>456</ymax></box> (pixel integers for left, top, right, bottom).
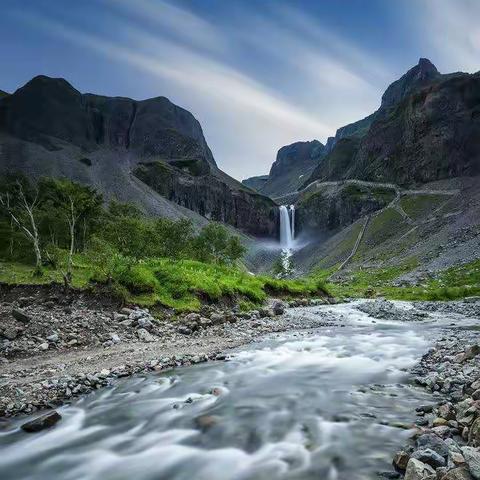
<box><xmin>0</xmin><ymin>181</ymin><xmax>42</xmax><ymax>272</ymax></box>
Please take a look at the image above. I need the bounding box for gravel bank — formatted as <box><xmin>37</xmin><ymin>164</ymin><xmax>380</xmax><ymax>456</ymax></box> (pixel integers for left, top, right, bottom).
<box><xmin>0</xmin><ymin>287</ymin><xmax>333</xmax><ymax>418</ymax></box>
<box><xmin>388</xmin><ymin>299</ymin><xmax>480</xmax><ymax>480</ymax></box>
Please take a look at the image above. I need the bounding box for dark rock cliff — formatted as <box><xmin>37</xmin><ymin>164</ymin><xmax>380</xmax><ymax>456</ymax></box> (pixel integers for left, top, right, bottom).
<box><xmin>244</xmin><ymin>140</ymin><xmax>325</xmax><ymax>198</ymax></box>
<box><xmin>242</xmin><ymin>175</ymin><xmax>269</xmax><ymax>192</ymax></box>
<box><xmin>0</xmin><ymin>76</ymin><xmax>278</xmax><ymax>236</ymax></box>
<box><xmin>296</xmin><ymin>182</ymin><xmax>396</xmax><ymax>234</ymax></box>
<box><xmin>305</xmin><ymin>59</ymin><xmax>480</xmax><ymax>187</ymax></box>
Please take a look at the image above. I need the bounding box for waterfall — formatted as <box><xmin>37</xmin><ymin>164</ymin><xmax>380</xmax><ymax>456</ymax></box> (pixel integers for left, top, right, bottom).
<box><xmin>279</xmin><ymin>205</ymin><xmax>294</xmax><ymax>249</ymax></box>
<box><xmin>290</xmin><ymin>205</ymin><xmax>295</xmax><ymax>240</ymax></box>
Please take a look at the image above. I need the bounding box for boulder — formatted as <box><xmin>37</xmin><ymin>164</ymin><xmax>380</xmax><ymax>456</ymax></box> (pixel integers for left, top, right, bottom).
<box><xmin>462</xmin><ymin>447</ymin><xmax>480</xmax><ymax>479</ymax></box>
<box><xmin>21</xmin><ymin>411</ymin><xmax>62</xmax><ymax>432</ymax></box>
<box><xmin>416</xmin><ymin>434</ymin><xmax>449</xmax><ymax>458</ymax></box>
<box><xmin>404</xmin><ymin>458</ymin><xmax>436</xmax><ymax>480</ymax></box>
<box><xmin>12</xmin><ymin>308</ymin><xmax>32</xmax><ymax>324</ymax></box>
<box><xmin>393</xmin><ymin>450</ymin><xmax>410</xmax><ymax>471</ymax></box>
<box><xmin>271</xmin><ymin>300</ymin><xmax>286</xmax><ymax>315</ymax></box>
<box><xmin>441</xmin><ymin>467</ymin><xmax>473</xmax><ymax>480</ymax></box>
<box><xmin>411</xmin><ymin>448</ymin><xmax>446</xmax><ymax>468</ymax></box>
<box><xmin>137</xmin><ymin>328</ymin><xmax>155</xmax><ymax>342</ymax></box>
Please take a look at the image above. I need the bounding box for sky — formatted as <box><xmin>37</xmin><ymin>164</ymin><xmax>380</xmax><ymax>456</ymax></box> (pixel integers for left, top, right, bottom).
<box><xmin>1</xmin><ymin>0</ymin><xmax>480</xmax><ymax>181</ymax></box>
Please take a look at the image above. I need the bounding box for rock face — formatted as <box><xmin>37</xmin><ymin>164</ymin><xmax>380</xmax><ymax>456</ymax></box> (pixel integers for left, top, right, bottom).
<box><xmin>296</xmin><ymin>181</ymin><xmax>396</xmax><ymax>233</ymax></box>
<box><xmin>305</xmin><ymin>59</ymin><xmax>480</xmax><ymax>187</ymax></box>
<box><xmin>242</xmin><ymin>175</ymin><xmax>269</xmax><ymax>192</ymax></box>
<box><xmin>243</xmin><ymin>140</ymin><xmax>326</xmax><ymax>198</ymax></box>
<box><xmin>0</xmin><ymin>76</ymin><xmax>277</xmax><ymax>236</ymax></box>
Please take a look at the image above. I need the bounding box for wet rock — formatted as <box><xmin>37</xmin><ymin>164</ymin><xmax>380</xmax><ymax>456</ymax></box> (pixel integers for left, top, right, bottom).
<box><xmin>404</xmin><ymin>458</ymin><xmax>436</xmax><ymax>480</ymax></box>
<box><xmin>195</xmin><ymin>415</ymin><xmax>219</xmax><ymax>430</ymax></box>
<box><xmin>411</xmin><ymin>448</ymin><xmax>446</xmax><ymax>468</ymax></box>
<box><xmin>416</xmin><ymin>434</ymin><xmax>449</xmax><ymax>458</ymax></box>
<box><xmin>21</xmin><ymin>410</ymin><xmax>62</xmax><ymax>432</ymax></box>
<box><xmin>441</xmin><ymin>467</ymin><xmax>474</xmax><ymax>480</ymax></box>
<box><xmin>461</xmin><ymin>447</ymin><xmax>480</xmax><ymax>479</ymax></box>
<box><xmin>393</xmin><ymin>450</ymin><xmax>410</xmax><ymax>471</ymax></box>
<box><xmin>12</xmin><ymin>308</ymin><xmax>32</xmax><ymax>324</ymax></box>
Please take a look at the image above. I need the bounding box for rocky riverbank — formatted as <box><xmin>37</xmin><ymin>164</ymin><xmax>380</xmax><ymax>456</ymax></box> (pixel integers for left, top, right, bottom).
<box><xmin>390</xmin><ymin>299</ymin><xmax>480</xmax><ymax>480</ymax></box>
<box><xmin>0</xmin><ymin>286</ymin><xmax>332</xmax><ymax>419</ymax></box>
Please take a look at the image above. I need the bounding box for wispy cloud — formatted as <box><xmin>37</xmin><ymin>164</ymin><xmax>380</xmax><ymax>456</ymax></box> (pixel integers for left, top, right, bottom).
<box><xmin>417</xmin><ymin>0</ymin><xmax>480</xmax><ymax>73</ymax></box>
<box><xmin>11</xmin><ymin>0</ymin><xmax>392</xmax><ymax>179</ymax></box>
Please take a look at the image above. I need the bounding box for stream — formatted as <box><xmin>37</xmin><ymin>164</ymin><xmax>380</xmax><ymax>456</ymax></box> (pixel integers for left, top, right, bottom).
<box><xmin>0</xmin><ymin>303</ymin><xmax>448</xmax><ymax>480</ymax></box>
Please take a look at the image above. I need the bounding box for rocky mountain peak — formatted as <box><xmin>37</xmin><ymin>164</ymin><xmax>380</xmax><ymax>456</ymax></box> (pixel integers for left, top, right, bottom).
<box><xmin>381</xmin><ymin>57</ymin><xmax>440</xmax><ymax>109</ymax></box>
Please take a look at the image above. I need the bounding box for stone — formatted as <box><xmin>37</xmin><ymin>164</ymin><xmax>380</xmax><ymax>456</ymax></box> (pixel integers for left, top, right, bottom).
<box><xmin>451</xmin><ymin>452</ymin><xmax>466</xmax><ymax>466</ymax></box>
<box><xmin>38</xmin><ymin>342</ymin><xmax>49</xmax><ymax>351</ymax></box>
<box><xmin>195</xmin><ymin>415</ymin><xmax>219</xmax><ymax>430</ymax></box>
<box><xmin>21</xmin><ymin>411</ymin><xmax>62</xmax><ymax>432</ymax></box>
<box><xmin>177</xmin><ymin>326</ymin><xmax>192</xmax><ymax>335</ymax></box>
<box><xmin>137</xmin><ymin>328</ymin><xmax>155</xmax><ymax>342</ymax></box>
<box><xmin>416</xmin><ymin>434</ymin><xmax>449</xmax><ymax>458</ymax></box>
<box><xmin>210</xmin><ymin>313</ymin><xmax>225</xmax><ymax>325</ymax></box>
<box><xmin>393</xmin><ymin>450</ymin><xmax>410</xmax><ymax>471</ymax></box>
<box><xmin>462</xmin><ymin>447</ymin><xmax>480</xmax><ymax>479</ymax></box>
<box><xmin>404</xmin><ymin>458</ymin><xmax>436</xmax><ymax>480</ymax></box>
<box><xmin>441</xmin><ymin>467</ymin><xmax>473</xmax><ymax>480</ymax></box>
<box><xmin>12</xmin><ymin>308</ymin><xmax>32</xmax><ymax>324</ymax></box>
<box><xmin>1</xmin><ymin>326</ymin><xmax>18</xmax><ymax>340</ymax></box>
<box><xmin>137</xmin><ymin>317</ymin><xmax>154</xmax><ymax>330</ymax></box>
<box><xmin>472</xmin><ymin>390</ymin><xmax>480</xmax><ymax>401</ymax></box>
<box><xmin>46</xmin><ymin>333</ymin><xmax>59</xmax><ymax>342</ymax></box>
<box><xmin>433</xmin><ymin>417</ymin><xmax>449</xmax><ymax>427</ymax></box>
<box><xmin>411</xmin><ymin>448</ymin><xmax>446</xmax><ymax>468</ymax></box>
<box><xmin>271</xmin><ymin>300</ymin><xmax>286</xmax><ymax>315</ymax></box>
<box><xmin>110</xmin><ymin>333</ymin><xmax>121</xmax><ymax>344</ymax></box>
<box><xmin>456</xmin><ymin>345</ymin><xmax>480</xmax><ymax>363</ymax></box>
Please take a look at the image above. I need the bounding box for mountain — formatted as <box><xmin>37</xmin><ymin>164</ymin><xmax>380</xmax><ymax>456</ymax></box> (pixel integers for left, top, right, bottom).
<box><xmin>0</xmin><ymin>90</ymin><xmax>8</xmax><ymax>99</ymax></box>
<box><xmin>242</xmin><ymin>140</ymin><xmax>326</xmax><ymax>198</ymax></box>
<box><xmin>0</xmin><ymin>76</ymin><xmax>277</xmax><ymax>236</ymax></box>
<box><xmin>305</xmin><ymin>59</ymin><xmax>479</xmax><ymax>187</ymax></box>
<box><xmin>242</xmin><ymin>175</ymin><xmax>269</xmax><ymax>191</ymax></box>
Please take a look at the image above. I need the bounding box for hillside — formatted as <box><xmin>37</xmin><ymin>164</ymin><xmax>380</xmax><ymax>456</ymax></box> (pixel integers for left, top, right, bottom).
<box><xmin>0</xmin><ymin>76</ymin><xmax>277</xmax><ymax>236</ymax></box>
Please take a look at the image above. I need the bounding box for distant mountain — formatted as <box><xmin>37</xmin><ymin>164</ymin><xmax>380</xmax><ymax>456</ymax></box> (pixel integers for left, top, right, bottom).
<box><xmin>243</xmin><ymin>140</ymin><xmax>326</xmax><ymax>198</ymax></box>
<box><xmin>0</xmin><ymin>90</ymin><xmax>8</xmax><ymax>99</ymax></box>
<box><xmin>305</xmin><ymin>58</ymin><xmax>480</xmax><ymax>186</ymax></box>
<box><xmin>242</xmin><ymin>175</ymin><xmax>269</xmax><ymax>191</ymax></box>
<box><xmin>0</xmin><ymin>76</ymin><xmax>277</xmax><ymax>236</ymax></box>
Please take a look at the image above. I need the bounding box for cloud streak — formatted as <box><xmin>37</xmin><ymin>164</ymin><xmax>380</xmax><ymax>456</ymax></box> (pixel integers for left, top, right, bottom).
<box><xmin>11</xmin><ymin>0</ymin><xmax>393</xmax><ymax>179</ymax></box>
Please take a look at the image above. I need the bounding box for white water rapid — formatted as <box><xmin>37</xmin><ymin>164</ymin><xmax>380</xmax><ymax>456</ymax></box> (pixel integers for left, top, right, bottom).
<box><xmin>279</xmin><ymin>205</ymin><xmax>295</xmax><ymax>249</ymax></box>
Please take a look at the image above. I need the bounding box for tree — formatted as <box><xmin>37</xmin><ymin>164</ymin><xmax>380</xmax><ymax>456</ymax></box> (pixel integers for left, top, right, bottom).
<box><xmin>0</xmin><ymin>176</ymin><xmax>43</xmax><ymax>273</ymax></box>
<box><xmin>194</xmin><ymin>223</ymin><xmax>246</xmax><ymax>264</ymax></box>
<box><xmin>40</xmin><ymin>179</ymin><xmax>102</xmax><ymax>285</ymax></box>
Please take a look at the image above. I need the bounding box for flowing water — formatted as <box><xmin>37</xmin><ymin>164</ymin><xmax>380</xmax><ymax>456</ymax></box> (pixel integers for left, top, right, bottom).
<box><xmin>279</xmin><ymin>206</ymin><xmax>294</xmax><ymax>249</ymax></box>
<box><xmin>1</xmin><ymin>303</ymin><xmax>444</xmax><ymax>480</ymax></box>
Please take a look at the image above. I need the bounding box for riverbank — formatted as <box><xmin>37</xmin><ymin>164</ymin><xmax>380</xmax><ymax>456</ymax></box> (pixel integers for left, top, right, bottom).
<box><xmin>0</xmin><ymin>286</ymin><xmax>333</xmax><ymax>418</ymax></box>
<box><xmin>388</xmin><ymin>299</ymin><xmax>480</xmax><ymax>480</ymax></box>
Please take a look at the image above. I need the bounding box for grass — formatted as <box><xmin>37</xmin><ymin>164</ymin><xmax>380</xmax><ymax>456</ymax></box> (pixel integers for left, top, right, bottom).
<box><xmin>400</xmin><ymin>194</ymin><xmax>449</xmax><ymax>220</ymax></box>
<box><xmin>323</xmin><ymin>258</ymin><xmax>480</xmax><ymax>301</ymax></box>
<box><xmin>0</xmin><ymin>257</ymin><xmax>329</xmax><ymax>312</ymax></box>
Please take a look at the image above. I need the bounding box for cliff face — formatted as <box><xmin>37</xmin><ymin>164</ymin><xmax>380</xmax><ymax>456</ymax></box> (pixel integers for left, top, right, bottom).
<box><xmin>243</xmin><ymin>140</ymin><xmax>325</xmax><ymax>198</ymax></box>
<box><xmin>305</xmin><ymin>59</ymin><xmax>480</xmax><ymax>187</ymax></box>
<box><xmin>296</xmin><ymin>182</ymin><xmax>396</xmax><ymax>234</ymax></box>
<box><xmin>242</xmin><ymin>175</ymin><xmax>269</xmax><ymax>192</ymax></box>
<box><xmin>0</xmin><ymin>76</ymin><xmax>278</xmax><ymax>236</ymax></box>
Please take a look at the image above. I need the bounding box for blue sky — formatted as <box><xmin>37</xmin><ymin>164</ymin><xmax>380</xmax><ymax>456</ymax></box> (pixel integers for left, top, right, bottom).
<box><xmin>1</xmin><ymin>0</ymin><xmax>479</xmax><ymax>180</ymax></box>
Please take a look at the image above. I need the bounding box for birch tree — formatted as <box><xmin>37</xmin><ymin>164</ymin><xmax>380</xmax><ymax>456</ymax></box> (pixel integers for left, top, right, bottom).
<box><xmin>0</xmin><ymin>179</ymin><xmax>43</xmax><ymax>273</ymax></box>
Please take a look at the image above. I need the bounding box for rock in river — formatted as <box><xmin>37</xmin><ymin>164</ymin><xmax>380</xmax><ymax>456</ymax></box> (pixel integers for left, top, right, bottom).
<box><xmin>21</xmin><ymin>411</ymin><xmax>62</xmax><ymax>433</ymax></box>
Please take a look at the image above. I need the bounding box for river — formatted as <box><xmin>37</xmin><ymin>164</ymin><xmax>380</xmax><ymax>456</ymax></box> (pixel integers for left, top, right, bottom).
<box><xmin>0</xmin><ymin>302</ymin><xmax>447</xmax><ymax>480</ymax></box>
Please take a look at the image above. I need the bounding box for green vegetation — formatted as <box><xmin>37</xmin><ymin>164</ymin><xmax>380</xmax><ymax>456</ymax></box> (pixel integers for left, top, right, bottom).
<box><xmin>322</xmin><ymin>258</ymin><xmax>480</xmax><ymax>301</ymax></box>
<box><xmin>0</xmin><ymin>174</ymin><xmax>328</xmax><ymax>312</ymax></box>
<box><xmin>400</xmin><ymin>194</ymin><xmax>449</xmax><ymax>220</ymax></box>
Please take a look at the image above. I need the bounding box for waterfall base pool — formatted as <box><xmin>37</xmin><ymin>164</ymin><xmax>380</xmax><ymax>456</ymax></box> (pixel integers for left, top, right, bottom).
<box><xmin>0</xmin><ymin>304</ymin><xmax>447</xmax><ymax>480</ymax></box>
